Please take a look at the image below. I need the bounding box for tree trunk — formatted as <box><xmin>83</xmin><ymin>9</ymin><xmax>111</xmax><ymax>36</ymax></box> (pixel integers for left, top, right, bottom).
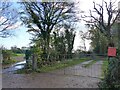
<box><xmin>32</xmin><ymin>54</ymin><xmax>37</xmax><ymax>71</ymax></box>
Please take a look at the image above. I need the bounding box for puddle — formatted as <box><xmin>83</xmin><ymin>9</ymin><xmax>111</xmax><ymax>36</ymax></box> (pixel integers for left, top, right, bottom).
<box><xmin>13</xmin><ymin>65</ymin><xmax>25</xmax><ymax>70</ymax></box>
<box><xmin>13</xmin><ymin>61</ymin><xmax>26</xmax><ymax>66</ymax></box>
<box><xmin>2</xmin><ymin>60</ymin><xmax>26</xmax><ymax>73</ymax></box>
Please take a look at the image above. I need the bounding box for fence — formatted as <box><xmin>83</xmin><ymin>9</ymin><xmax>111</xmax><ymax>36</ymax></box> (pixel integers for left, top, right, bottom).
<box><xmin>30</xmin><ymin>53</ymin><xmax>106</xmax><ymax>78</ymax></box>
<box><xmin>39</xmin><ymin>53</ymin><xmax>107</xmax><ymax>61</ymax></box>
<box><xmin>46</xmin><ymin>54</ymin><xmax>105</xmax><ymax>78</ymax></box>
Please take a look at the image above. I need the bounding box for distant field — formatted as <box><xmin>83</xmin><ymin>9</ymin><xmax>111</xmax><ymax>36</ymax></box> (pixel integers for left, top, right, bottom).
<box><xmin>12</xmin><ymin>54</ymin><xmax>25</xmax><ymax>61</ymax></box>
<box><xmin>12</xmin><ymin>53</ymin><xmax>25</xmax><ymax>57</ymax></box>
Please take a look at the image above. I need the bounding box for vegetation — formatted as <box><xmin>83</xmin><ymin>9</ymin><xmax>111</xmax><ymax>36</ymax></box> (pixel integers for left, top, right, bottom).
<box><xmin>2</xmin><ymin>59</ymin><xmax>16</xmax><ymax>65</ymax></box>
<box><xmin>12</xmin><ymin>53</ymin><xmax>24</xmax><ymax>56</ymax></box>
<box><xmin>2</xmin><ymin>48</ymin><xmax>24</xmax><ymax>65</ymax></box>
<box><xmin>83</xmin><ymin>60</ymin><xmax>97</xmax><ymax>68</ymax></box>
<box><xmin>2</xmin><ymin>50</ymin><xmax>16</xmax><ymax>65</ymax></box>
<box><xmin>99</xmin><ymin>57</ymin><xmax>120</xmax><ymax>89</ymax></box>
<box><xmin>89</xmin><ymin>28</ymin><xmax>108</xmax><ymax>54</ymax></box>
<box><xmin>11</xmin><ymin>46</ymin><xmax>25</xmax><ymax>54</ymax></box>
<box><xmin>18</xmin><ymin>2</ymin><xmax>79</xmax><ymax>71</ymax></box>
<box><xmin>83</xmin><ymin>0</ymin><xmax>120</xmax><ymax>89</ymax></box>
<box><xmin>20</xmin><ymin>2</ymin><xmax>78</xmax><ymax>63</ymax></box>
<box><xmin>83</xmin><ymin>1</ymin><xmax>120</xmax><ymax>44</ymax></box>
<box><xmin>51</xmin><ymin>23</ymin><xmax>76</xmax><ymax>60</ymax></box>
<box><xmin>101</xmin><ymin>59</ymin><xmax>108</xmax><ymax>78</ymax></box>
<box><xmin>1</xmin><ymin>1</ymin><xmax>120</xmax><ymax>89</ymax></box>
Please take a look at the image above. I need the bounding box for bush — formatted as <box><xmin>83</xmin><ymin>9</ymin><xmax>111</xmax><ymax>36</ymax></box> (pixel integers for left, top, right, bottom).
<box><xmin>3</xmin><ymin>59</ymin><xmax>16</xmax><ymax>65</ymax></box>
<box><xmin>99</xmin><ymin>57</ymin><xmax>120</xmax><ymax>89</ymax></box>
<box><xmin>2</xmin><ymin>50</ymin><xmax>13</xmax><ymax>61</ymax></box>
<box><xmin>2</xmin><ymin>50</ymin><xmax>17</xmax><ymax>65</ymax></box>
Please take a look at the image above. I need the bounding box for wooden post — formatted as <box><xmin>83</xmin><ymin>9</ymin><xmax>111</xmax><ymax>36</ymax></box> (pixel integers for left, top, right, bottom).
<box><xmin>0</xmin><ymin>49</ymin><xmax>3</xmax><ymax>63</ymax></box>
<box><xmin>25</xmin><ymin>50</ymin><xmax>31</xmax><ymax>69</ymax></box>
<box><xmin>32</xmin><ymin>54</ymin><xmax>37</xmax><ymax>71</ymax></box>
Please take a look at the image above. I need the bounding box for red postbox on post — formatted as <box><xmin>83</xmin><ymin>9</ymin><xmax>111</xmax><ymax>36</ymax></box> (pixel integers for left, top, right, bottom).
<box><xmin>107</xmin><ymin>47</ymin><xmax>116</xmax><ymax>57</ymax></box>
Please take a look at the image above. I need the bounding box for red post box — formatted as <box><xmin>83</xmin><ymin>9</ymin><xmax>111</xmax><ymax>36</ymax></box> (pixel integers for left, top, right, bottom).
<box><xmin>107</xmin><ymin>47</ymin><xmax>116</xmax><ymax>57</ymax></box>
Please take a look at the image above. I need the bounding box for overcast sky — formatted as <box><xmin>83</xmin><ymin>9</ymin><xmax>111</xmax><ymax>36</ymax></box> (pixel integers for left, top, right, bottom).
<box><xmin>0</xmin><ymin>0</ymin><xmax>119</xmax><ymax>50</ymax></box>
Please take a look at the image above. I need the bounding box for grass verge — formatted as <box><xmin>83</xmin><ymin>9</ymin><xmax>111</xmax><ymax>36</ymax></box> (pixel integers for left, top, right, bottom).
<box><xmin>101</xmin><ymin>59</ymin><xmax>108</xmax><ymax>78</ymax></box>
<box><xmin>83</xmin><ymin>60</ymin><xmax>97</xmax><ymax>68</ymax></box>
<box><xmin>16</xmin><ymin>58</ymin><xmax>90</xmax><ymax>74</ymax></box>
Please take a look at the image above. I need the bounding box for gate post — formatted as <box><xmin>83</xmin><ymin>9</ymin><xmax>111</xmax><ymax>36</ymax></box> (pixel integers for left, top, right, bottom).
<box><xmin>0</xmin><ymin>48</ymin><xmax>3</xmax><ymax>64</ymax></box>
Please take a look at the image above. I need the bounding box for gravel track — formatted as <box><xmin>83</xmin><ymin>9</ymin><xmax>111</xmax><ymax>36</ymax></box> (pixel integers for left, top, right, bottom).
<box><xmin>2</xmin><ymin>60</ymin><xmax>103</xmax><ymax>88</ymax></box>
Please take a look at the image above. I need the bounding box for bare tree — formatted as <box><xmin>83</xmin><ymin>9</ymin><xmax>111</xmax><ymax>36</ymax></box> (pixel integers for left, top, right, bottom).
<box><xmin>83</xmin><ymin>1</ymin><xmax>120</xmax><ymax>88</ymax></box>
<box><xmin>0</xmin><ymin>2</ymin><xmax>18</xmax><ymax>38</ymax></box>
<box><xmin>82</xmin><ymin>0</ymin><xmax>120</xmax><ymax>44</ymax></box>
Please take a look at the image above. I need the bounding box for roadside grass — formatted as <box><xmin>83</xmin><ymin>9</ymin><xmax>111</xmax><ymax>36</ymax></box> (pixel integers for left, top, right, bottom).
<box><xmin>16</xmin><ymin>57</ymin><xmax>90</xmax><ymax>74</ymax></box>
<box><xmin>37</xmin><ymin>58</ymin><xmax>90</xmax><ymax>73</ymax></box>
<box><xmin>83</xmin><ymin>60</ymin><xmax>97</xmax><ymax>68</ymax></box>
<box><xmin>101</xmin><ymin>59</ymin><xmax>108</xmax><ymax>78</ymax></box>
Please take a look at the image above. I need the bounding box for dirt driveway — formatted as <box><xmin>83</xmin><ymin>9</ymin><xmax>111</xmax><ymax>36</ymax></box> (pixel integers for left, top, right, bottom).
<box><xmin>2</xmin><ymin>60</ymin><xmax>103</xmax><ymax>88</ymax></box>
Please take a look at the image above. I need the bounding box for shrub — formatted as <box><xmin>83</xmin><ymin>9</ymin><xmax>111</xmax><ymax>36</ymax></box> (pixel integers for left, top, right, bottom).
<box><xmin>99</xmin><ymin>57</ymin><xmax>120</xmax><ymax>89</ymax></box>
<box><xmin>2</xmin><ymin>50</ymin><xmax>16</xmax><ymax>65</ymax></box>
<box><xmin>2</xmin><ymin>50</ymin><xmax>12</xmax><ymax>61</ymax></box>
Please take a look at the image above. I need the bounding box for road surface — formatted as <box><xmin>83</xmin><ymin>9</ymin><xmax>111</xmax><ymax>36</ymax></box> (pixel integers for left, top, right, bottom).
<box><xmin>2</xmin><ymin>60</ymin><xmax>103</xmax><ymax>88</ymax></box>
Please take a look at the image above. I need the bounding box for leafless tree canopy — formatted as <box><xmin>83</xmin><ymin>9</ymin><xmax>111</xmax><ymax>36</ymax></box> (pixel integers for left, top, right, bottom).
<box><xmin>82</xmin><ymin>0</ymin><xmax>120</xmax><ymax>40</ymax></box>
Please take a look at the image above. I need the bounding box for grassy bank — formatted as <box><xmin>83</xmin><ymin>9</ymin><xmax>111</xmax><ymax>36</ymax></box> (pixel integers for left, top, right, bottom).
<box><xmin>38</xmin><ymin>58</ymin><xmax>90</xmax><ymax>72</ymax></box>
<box><xmin>16</xmin><ymin>58</ymin><xmax>90</xmax><ymax>74</ymax></box>
<box><xmin>83</xmin><ymin>60</ymin><xmax>97</xmax><ymax>68</ymax></box>
<box><xmin>101</xmin><ymin>59</ymin><xmax>108</xmax><ymax>78</ymax></box>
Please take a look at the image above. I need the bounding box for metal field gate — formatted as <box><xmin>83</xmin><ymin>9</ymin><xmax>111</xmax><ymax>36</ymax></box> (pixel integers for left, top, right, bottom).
<box><xmin>48</xmin><ymin>53</ymin><xmax>106</xmax><ymax>79</ymax></box>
